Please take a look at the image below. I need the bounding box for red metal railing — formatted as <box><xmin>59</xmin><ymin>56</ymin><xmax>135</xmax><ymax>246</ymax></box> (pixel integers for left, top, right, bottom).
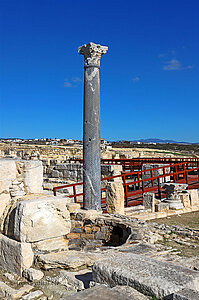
<box><xmin>67</xmin><ymin>158</ymin><xmax>199</xmax><ymax>172</ymax></box>
<box><xmin>53</xmin><ymin>162</ymin><xmax>199</xmax><ymax>209</ymax></box>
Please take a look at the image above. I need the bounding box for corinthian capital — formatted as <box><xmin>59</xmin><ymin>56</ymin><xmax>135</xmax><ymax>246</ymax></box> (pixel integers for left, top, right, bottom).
<box><xmin>78</xmin><ymin>42</ymin><xmax>108</xmax><ymax>67</ymax></box>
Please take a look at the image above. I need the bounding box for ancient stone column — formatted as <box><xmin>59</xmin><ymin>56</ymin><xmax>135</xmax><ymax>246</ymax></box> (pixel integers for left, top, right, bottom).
<box><xmin>78</xmin><ymin>42</ymin><xmax>108</xmax><ymax>210</ymax></box>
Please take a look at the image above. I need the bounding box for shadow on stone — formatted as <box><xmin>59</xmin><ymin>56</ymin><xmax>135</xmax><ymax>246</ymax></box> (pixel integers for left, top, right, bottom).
<box><xmin>75</xmin><ymin>272</ymin><xmax>92</xmax><ymax>289</ymax></box>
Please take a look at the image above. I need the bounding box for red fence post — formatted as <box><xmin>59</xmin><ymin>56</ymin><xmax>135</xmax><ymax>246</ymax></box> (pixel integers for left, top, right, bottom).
<box><xmin>158</xmin><ymin>177</ymin><xmax>161</xmax><ymax>199</ymax></box>
<box><xmin>123</xmin><ymin>175</ymin><xmax>128</xmax><ymax>207</ymax></box>
<box><xmin>73</xmin><ymin>185</ymin><xmax>77</xmax><ymax>203</ymax></box>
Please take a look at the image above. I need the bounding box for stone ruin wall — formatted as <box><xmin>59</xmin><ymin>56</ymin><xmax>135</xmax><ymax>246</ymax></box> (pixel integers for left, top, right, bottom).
<box><xmin>0</xmin><ymin>159</ymin><xmax>43</xmax><ymax>223</ymax></box>
<box><xmin>142</xmin><ymin>163</ymin><xmax>171</xmax><ymax>188</ymax></box>
<box><xmin>0</xmin><ymin>142</ymin><xmax>176</xmax><ymax>163</ymax></box>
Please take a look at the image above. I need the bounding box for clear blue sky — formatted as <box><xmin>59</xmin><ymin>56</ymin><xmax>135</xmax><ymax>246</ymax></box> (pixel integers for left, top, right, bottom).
<box><xmin>0</xmin><ymin>0</ymin><xmax>198</xmax><ymax>142</ymax></box>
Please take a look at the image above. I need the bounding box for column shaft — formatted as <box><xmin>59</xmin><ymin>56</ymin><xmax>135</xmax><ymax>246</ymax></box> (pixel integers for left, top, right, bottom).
<box><xmin>78</xmin><ymin>42</ymin><xmax>108</xmax><ymax>211</ymax></box>
<box><xmin>83</xmin><ymin>66</ymin><xmax>101</xmax><ymax>210</ymax></box>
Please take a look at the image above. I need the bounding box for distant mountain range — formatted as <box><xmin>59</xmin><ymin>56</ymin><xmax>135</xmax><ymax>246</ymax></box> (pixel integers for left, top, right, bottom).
<box><xmin>130</xmin><ymin>138</ymin><xmax>199</xmax><ymax>144</ymax></box>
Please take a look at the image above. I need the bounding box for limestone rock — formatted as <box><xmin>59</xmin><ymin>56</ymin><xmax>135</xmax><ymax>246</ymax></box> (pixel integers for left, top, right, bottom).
<box><xmin>165</xmin><ymin>199</ymin><xmax>184</xmax><ymax>210</ymax></box>
<box><xmin>155</xmin><ymin>202</ymin><xmax>170</xmax><ymax>212</ymax></box>
<box><xmin>162</xmin><ymin>183</ymin><xmax>188</xmax><ymax>196</ymax></box>
<box><xmin>106</xmin><ymin>182</ymin><xmax>124</xmax><ymax>215</ymax></box>
<box><xmin>0</xmin><ymin>280</ymin><xmax>33</xmax><ymax>299</ymax></box>
<box><xmin>188</xmin><ymin>190</ymin><xmax>199</xmax><ymax>207</ymax></box>
<box><xmin>179</xmin><ymin>192</ymin><xmax>190</xmax><ymax>208</ymax></box>
<box><xmin>22</xmin><ymin>268</ymin><xmax>44</xmax><ymax>281</ymax></box>
<box><xmin>92</xmin><ymin>253</ymin><xmax>199</xmax><ymax>298</ymax></box>
<box><xmin>113</xmin><ymin>285</ymin><xmax>149</xmax><ymax>299</ymax></box>
<box><xmin>72</xmin><ymin>209</ymin><xmax>101</xmax><ymax>221</ymax></box>
<box><xmin>66</xmin><ymin>203</ymin><xmax>81</xmax><ymax>213</ymax></box>
<box><xmin>47</xmin><ymin>270</ymin><xmax>85</xmax><ymax>291</ymax></box>
<box><xmin>37</xmin><ymin>250</ymin><xmax>103</xmax><ymax>271</ymax></box>
<box><xmin>33</xmin><ymin>236</ymin><xmax>69</xmax><ymax>253</ymax></box>
<box><xmin>143</xmin><ymin>193</ymin><xmax>155</xmax><ymax>212</ymax></box>
<box><xmin>171</xmin><ymin>288</ymin><xmax>199</xmax><ymax>300</ymax></box>
<box><xmin>0</xmin><ymin>193</ymin><xmax>10</xmax><ymax>219</ymax></box>
<box><xmin>0</xmin><ymin>234</ymin><xmax>34</xmax><ymax>275</ymax></box>
<box><xmin>63</xmin><ymin>285</ymin><xmax>141</xmax><ymax>300</ymax></box>
<box><xmin>9</xmin><ymin>180</ymin><xmax>26</xmax><ymax>198</ymax></box>
<box><xmin>13</xmin><ymin>196</ymin><xmax>71</xmax><ymax>242</ymax></box>
<box><xmin>23</xmin><ymin>160</ymin><xmax>43</xmax><ymax>194</ymax></box>
<box><xmin>0</xmin><ymin>159</ymin><xmax>16</xmax><ymax>193</ymax></box>
<box><xmin>21</xmin><ymin>290</ymin><xmax>43</xmax><ymax>299</ymax></box>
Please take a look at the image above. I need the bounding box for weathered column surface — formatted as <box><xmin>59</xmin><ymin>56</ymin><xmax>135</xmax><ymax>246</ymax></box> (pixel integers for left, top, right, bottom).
<box><xmin>78</xmin><ymin>42</ymin><xmax>108</xmax><ymax>210</ymax></box>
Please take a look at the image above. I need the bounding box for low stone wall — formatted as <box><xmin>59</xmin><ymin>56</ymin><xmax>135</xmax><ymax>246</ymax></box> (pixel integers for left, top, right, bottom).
<box><xmin>142</xmin><ymin>164</ymin><xmax>170</xmax><ymax>188</ymax></box>
<box><xmin>0</xmin><ymin>159</ymin><xmax>43</xmax><ymax>222</ymax></box>
<box><xmin>43</xmin><ymin>162</ymin><xmax>123</xmax><ymax>194</ymax></box>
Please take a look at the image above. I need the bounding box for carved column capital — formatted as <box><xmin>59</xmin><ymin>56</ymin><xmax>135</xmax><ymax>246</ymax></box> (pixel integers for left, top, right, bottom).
<box><xmin>78</xmin><ymin>42</ymin><xmax>108</xmax><ymax>68</ymax></box>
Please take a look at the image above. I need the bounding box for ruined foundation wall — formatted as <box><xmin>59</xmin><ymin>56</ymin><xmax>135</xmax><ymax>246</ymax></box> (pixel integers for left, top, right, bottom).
<box><xmin>43</xmin><ymin>161</ymin><xmax>123</xmax><ymax>190</ymax></box>
<box><xmin>142</xmin><ymin>164</ymin><xmax>170</xmax><ymax>188</ymax></box>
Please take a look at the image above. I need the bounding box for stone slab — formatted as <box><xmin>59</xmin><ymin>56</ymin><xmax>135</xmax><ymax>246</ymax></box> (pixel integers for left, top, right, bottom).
<box><xmin>13</xmin><ymin>196</ymin><xmax>71</xmax><ymax>242</ymax></box>
<box><xmin>188</xmin><ymin>190</ymin><xmax>199</xmax><ymax>207</ymax></box>
<box><xmin>0</xmin><ymin>193</ymin><xmax>10</xmax><ymax>219</ymax></box>
<box><xmin>113</xmin><ymin>285</ymin><xmax>149</xmax><ymax>299</ymax></box>
<box><xmin>92</xmin><ymin>253</ymin><xmax>199</xmax><ymax>298</ymax></box>
<box><xmin>63</xmin><ymin>285</ymin><xmax>146</xmax><ymax>300</ymax></box>
<box><xmin>106</xmin><ymin>182</ymin><xmax>124</xmax><ymax>215</ymax></box>
<box><xmin>170</xmin><ymin>288</ymin><xmax>199</xmax><ymax>300</ymax></box>
<box><xmin>23</xmin><ymin>160</ymin><xmax>43</xmax><ymax>194</ymax></box>
<box><xmin>21</xmin><ymin>290</ymin><xmax>43</xmax><ymax>299</ymax></box>
<box><xmin>0</xmin><ymin>233</ymin><xmax>34</xmax><ymax>275</ymax></box>
<box><xmin>179</xmin><ymin>193</ymin><xmax>190</xmax><ymax>208</ymax></box>
<box><xmin>0</xmin><ymin>159</ymin><xmax>16</xmax><ymax>193</ymax></box>
<box><xmin>22</xmin><ymin>268</ymin><xmax>44</xmax><ymax>281</ymax></box>
<box><xmin>143</xmin><ymin>193</ymin><xmax>155</xmax><ymax>212</ymax></box>
<box><xmin>155</xmin><ymin>202</ymin><xmax>170</xmax><ymax>212</ymax></box>
<box><xmin>0</xmin><ymin>281</ymin><xmax>33</xmax><ymax>299</ymax></box>
<box><xmin>37</xmin><ymin>250</ymin><xmax>103</xmax><ymax>271</ymax></box>
<box><xmin>33</xmin><ymin>236</ymin><xmax>69</xmax><ymax>253</ymax></box>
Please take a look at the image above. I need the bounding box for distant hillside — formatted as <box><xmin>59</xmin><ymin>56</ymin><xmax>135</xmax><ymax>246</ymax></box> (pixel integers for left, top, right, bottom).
<box><xmin>131</xmin><ymin>138</ymin><xmax>199</xmax><ymax>144</ymax></box>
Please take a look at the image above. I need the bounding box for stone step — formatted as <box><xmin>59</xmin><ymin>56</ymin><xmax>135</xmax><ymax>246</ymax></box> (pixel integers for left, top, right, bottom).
<box><xmin>92</xmin><ymin>253</ymin><xmax>199</xmax><ymax>299</ymax></box>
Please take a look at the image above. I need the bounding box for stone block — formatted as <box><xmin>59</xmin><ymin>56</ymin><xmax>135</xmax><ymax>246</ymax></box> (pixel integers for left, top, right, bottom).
<box><xmin>106</xmin><ymin>182</ymin><xmax>124</xmax><ymax>215</ymax></box>
<box><xmin>143</xmin><ymin>192</ymin><xmax>155</xmax><ymax>212</ymax></box>
<box><xmin>33</xmin><ymin>236</ymin><xmax>69</xmax><ymax>253</ymax></box>
<box><xmin>81</xmin><ymin>233</ymin><xmax>95</xmax><ymax>239</ymax></box>
<box><xmin>12</xmin><ymin>196</ymin><xmax>71</xmax><ymax>242</ymax></box>
<box><xmin>155</xmin><ymin>202</ymin><xmax>170</xmax><ymax>212</ymax></box>
<box><xmin>0</xmin><ymin>193</ymin><xmax>10</xmax><ymax>219</ymax></box>
<box><xmin>51</xmin><ymin>170</ymin><xmax>60</xmax><ymax>178</ymax></box>
<box><xmin>92</xmin><ymin>253</ymin><xmax>199</xmax><ymax>298</ymax></box>
<box><xmin>21</xmin><ymin>290</ymin><xmax>44</xmax><ymax>300</ymax></box>
<box><xmin>0</xmin><ymin>281</ymin><xmax>33</xmax><ymax>299</ymax></box>
<box><xmin>9</xmin><ymin>180</ymin><xmax>26</xmax><ymax>198</ymax></box>
<box><xmin>22</xmin><ymin>268</ymin><xmax>44</xmax><ymax>281</ymax></box>
<box><xmin>0</xmin><ymin>234</ymin><xmax>34</xmax><ymax>275</ymax></box>
<box><xmin>162</xmin><ymin>183</ymin><xmax>188</xmax><ymax>197</ymax></box>
<box><xmin>94</xmin><ymin>232</ymin><xmax>106</xmax><ymax>240</ymax></box>
<box><xmin>164</xmin><ymin>199</ymin><xmax>183</xmax><ymax>210</ymax></box>
<box><xmin>65</xmin><ymin>285</ymin><xmax>147</xmax><ymax>300</ymax></box>
<box><xmin>0</xmin><ymin>159</ymin><xmax>16</xmax><ymax>193</ymax></box>
<box><xmin>170</xmin><ymin>288</ymin><xmax>199</xmax><ymax>300</ymax></box>
<box><xmin>37</xmin><ymin>250</ymin><xmax>97</xmax><ymax>271</ymax></box>
<box><xmin>23</xmin><ymin>160</ymin><xmax>43</xmax><ymax>194</ymax></box>
<box><xmin>66</xmin><ymin>203</ymin><xmax>81</xmax><ymax>212</ymax></box>
<box><xmin>179</xmin><ymin>193</ymin><xmax>190</xmax><ymax>208</ymax></box>
<box><xmin>188</xmin><ymin>190</ymin><xmax>199</xmax><ymax>207</ymax></box>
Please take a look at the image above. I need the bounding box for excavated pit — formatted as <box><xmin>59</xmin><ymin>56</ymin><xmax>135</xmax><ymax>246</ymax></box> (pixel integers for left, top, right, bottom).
<box><xmin>68</xmin><ymin>213</ymin><xmax>133</xmax><ymax>252</ymax></box>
